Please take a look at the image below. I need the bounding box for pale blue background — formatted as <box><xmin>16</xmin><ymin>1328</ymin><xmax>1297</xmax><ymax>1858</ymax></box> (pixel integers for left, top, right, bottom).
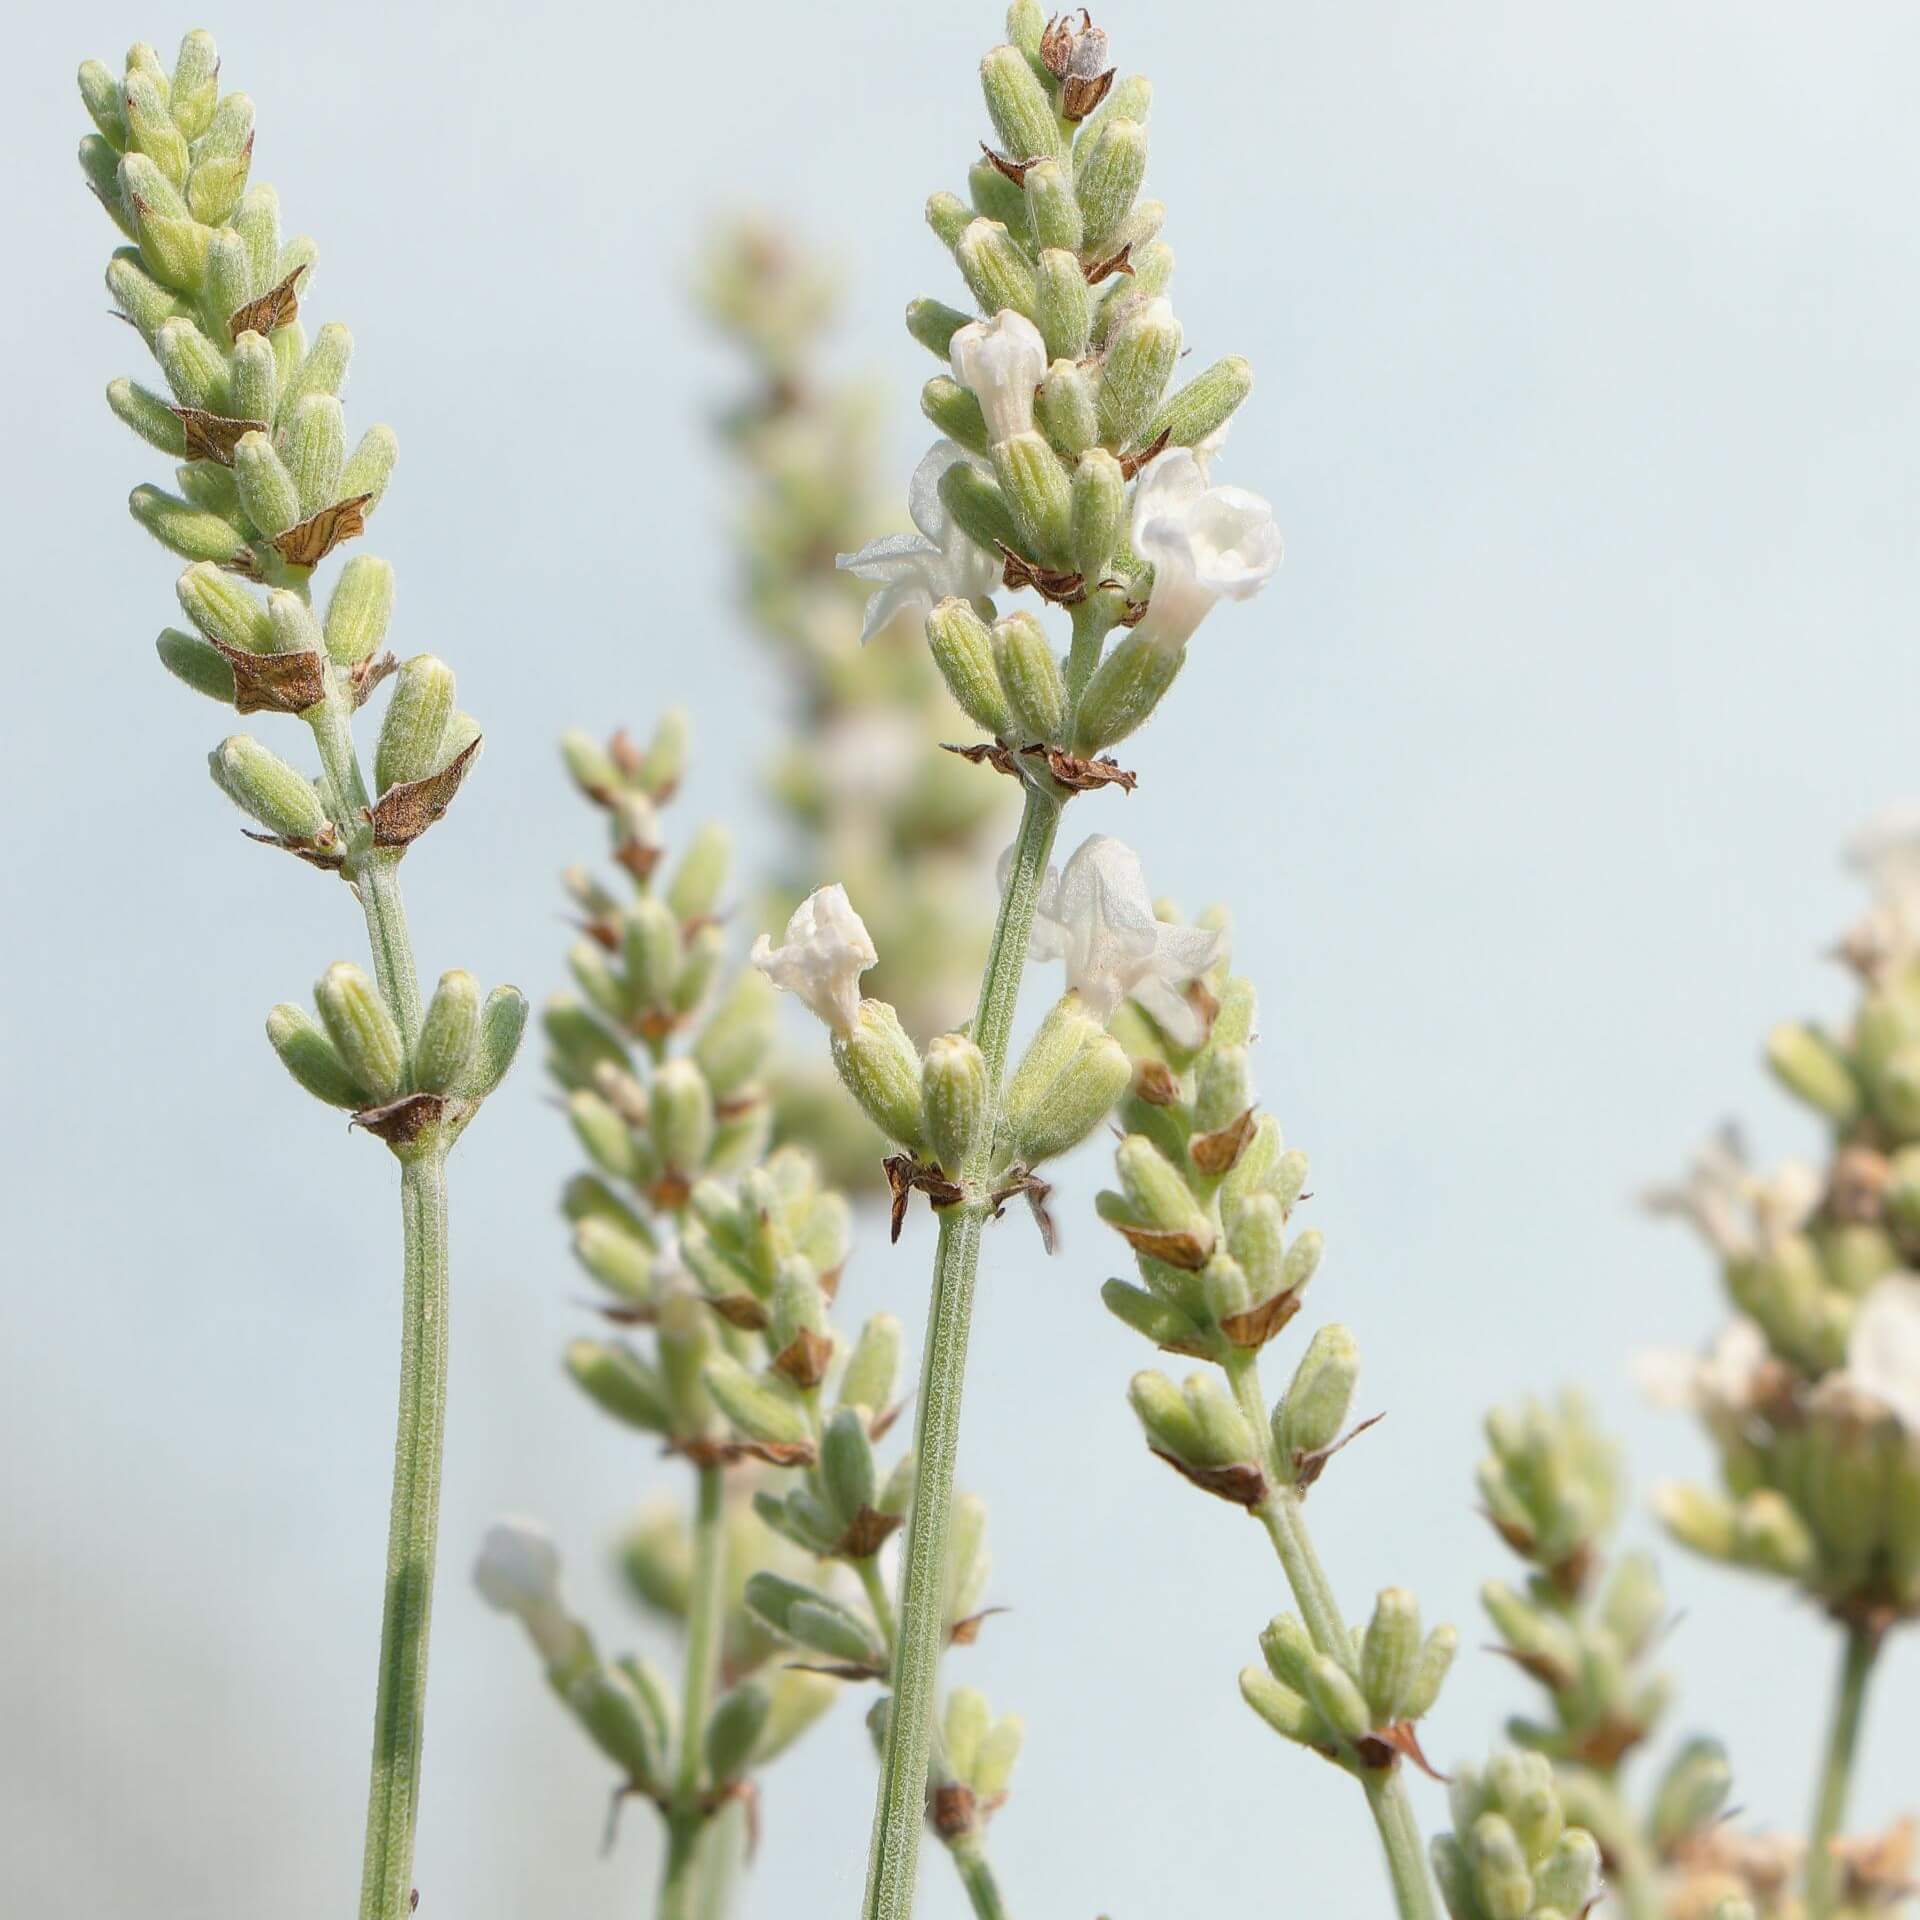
<box><xmin>5</xmin><ymin>2</ymin><xmax>1919</xmax><ymax>1914</ymax></box>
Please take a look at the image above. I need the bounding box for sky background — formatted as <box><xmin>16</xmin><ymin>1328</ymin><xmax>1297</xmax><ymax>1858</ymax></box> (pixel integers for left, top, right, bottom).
<box><xmin>6</xmin><ymin>1</ymin><xmax>1920</xmax><ymax>1914</ymax></box>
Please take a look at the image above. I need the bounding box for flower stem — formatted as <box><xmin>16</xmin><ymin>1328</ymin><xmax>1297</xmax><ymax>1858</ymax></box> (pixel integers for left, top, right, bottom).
<box><xmin>860</xmin><ymin>782</ymin><xmax>1063</xmax><ymax>1920</ymax></box>
<box><xmin>660</xmin><ymin>1463</ymin><xmax>730</xmax><ymax>1920</ymax></box>
<box><xmin>356</xmin><ymin>1145</ymin><xmax>451</xmax><ymax>1920</ymax></box>
<box><xmin>950</xmin><ymin>1842</ymin><xmax>1012</xmax><ymax>1920</ymax></box>
<box><xmin>1227</xmin><ymin>1358</ymin><xmax>1438</xmax><ymax>1920</ymax></box>
<box><xmin>1806</xmin><ymin>1622</ymin><xmax>1879</xmax><ymax>1920</ymax></box>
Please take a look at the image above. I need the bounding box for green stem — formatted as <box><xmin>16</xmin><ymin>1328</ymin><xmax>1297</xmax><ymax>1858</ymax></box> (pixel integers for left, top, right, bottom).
<box><xmin>660</xmin><ymin>1463</ymin><xmax>730</xmax><ymax>1920</ymax></box>
<box><xmin>1228</xmin><ymin>1358</ymin><xmax>1438</xmax><ymax>1920</ymax></box>
<box><xmin>1806</xmin><ymin>1623</ymin><xmax>1879</xmax><ymax>1920</ymax></box>
<box><xmin>858</xmin><ymin>1555</ymin><xmax>899</xmax><ymax>1647</ymax></box>
<box><xmin>356</xmin><ymin>1147</ymin><xmax>451</xmax><ymax>1920</ymax></box>
<box><xmin>950</xmin><ymin>1843</ymin><xmax>1012</xmax><ymax>1920</ymax></box>
<box><xmin>861</xmin><ymin>783</ymin><xmax>1063</xmax><ymax>1920</ymax></box>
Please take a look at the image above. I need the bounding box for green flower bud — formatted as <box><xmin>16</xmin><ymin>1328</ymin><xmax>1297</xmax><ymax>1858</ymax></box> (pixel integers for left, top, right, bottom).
<box><xmin>1361</xmin><ymin>1587</ymin><xmax>1421</xmax><ymax>1724</ymax></box>
<box><xmin>938</xmin><ymin>458</ymin><xmax>1021</xmax><ymax>557</ymax></box>
<box><xmin>1303</xmin><ymin>1652</ymin><xmax>1374</xmax><ymax>1746</ymax></box>
<box><xmin>279</xmin><ymin>321</ymin><xmax>353</xmax><ymax>415</ymax></box>
<box><xmin>1076</xmin><ymin>116</ymin><xmax>1148</xmax><ymax>252</ymax></box>
<box><xmin>838</xmin><ymin>1314</ymin><xmax>902</xmax><ymax>1421</ymax></box>
<box><xmin>1239</xmin><ymin>1668</ymin><xmax>1326</xmax><ymax>1750</ymax></box>
<box><xmin>1653</xmin><ymin>1481</ymin><xmax>1738</xmax><ymax>1562</ymax></box>
<box><xmin>992</xmin><ymin>431</ymin><xmax>1073</xmax><ymax>565</ymax></box>
<box><xmin>821</xmin><ymin>1405</ymin><xmax>880</xmax><ymax>1530</ymax></box>
<box><xmin>968</xmin><ymin>154</ymin><xmax>1028</xmax><ymax>234</ymax></box>
<box><xmin>107</xmin><ymin>247</ymin><xmax>186</xmax><ymax>342</ymax></box>
<box><xmin>1764</xmin><ymin>1020</ymin><xmax>1861</xmax><ymax>1122</ymax></box>
<box><xmin>955</xmin><ymin>219</ymin><xmax>1039</xmax><ymax>321</ymax></box>
<box><xmin>567</xmin><ymin>1338</ymin><xmax>672</xmax><ymax>1432</ymax></box>
<box><xmin>320</xmin><ymin>555</ymin><xmax>395</xmax><ymax>667</ymax></box>
<box><xmin>831</xmin><ymin>999</ymin><xmax>925</xmax><ymax>1150</ymax></box>
<box><xmin>169</xmin><ymin>31</ymin><xmax>222</xmax><ymax>141</ymax></box>
<box><xmin>704</xmin><ymin>1684</ymin><xmax>772</xmax><ymax>1786</ymax></box>
<box><xmin>1034</xmin><ymin>247</ymin><xmax>1093</xmax><ymax>361</ymax></box>
<box><xmin>927</xmin><ymin>191</ymin><xmax>972</xmax><ymax>250</ymax></box>
<box><xmin>1116</xmin><ymin>1133</ymin><xmax>1213</xmax><ymax>1239</ymax></box>
<box><xmin>1037</xmin><ymin>359</ymin><xmax>1100</xmax><ymax>458</ymax></box>
<box><xmin>107</xmin><ymin>376</ymin><xmax>186</xmax><ymax>454</ymax></box>
<box><xmin>1468</xmin><ymin>1813</ymin><xmax>1534</xmax><ymax>1920</ymax></box>
<box><xmin>129</xmin><ymin>485</ymin><xmax>247</xmax><ymax>564</ymax></box>
<box><xmin>973</xmin><ymin>1712</ymin><xmax>1024</xmax><ymax>1797</ymax></box>
<box><xmin>209</xmin><ymin>734</ymin><xmax>327</xmax><ymax>841</ymax></box>
<box><xmin>1147</xmin><ymin>356</ymin><xmax>1255</xmax><ymax>451</ymax></box>
<box><xmin>279</xmin><ymin>393</ymin><xmax>346</xmax><ymax>518</ymax></box>
<box><xmin>907</xmin><ymin>296</ymin><xmax>973</xmax><ymax>358</ymax></box>
<box><xmin>992</xmin><ymin>610</ymin><xmax>1067</xmax><ymax>740</ymax></box>
<box><xmin>1096</xmin><ymin>296</ymin><xmax>1182</xmax><ymax>450</ymax></box>
<box><xmin>122</xmin><ymin>71</ymin><xmax>189</xmax><ymax>186</ymax></box>
<box><xmin>1733</xmin><ymin>1488</ymin><xmax>1817</xmax><ymax>1577</ymax></box>
<box><xmin>398</xmin><ymin>969</ymin><xmax>481</xmax><ymax>1097</ymax></box>
<box><xmin>568</xmin><ymin>1090</ymin><xmax>643</xmax><ymax>1184</ymax></box>
<box><xmin>186</xmin><ymin>101</ymin><xmax>255</xmax><ymax>225</ymax></box>
<box><xmin>572</xmin><ymin>1217</ymin><xmax>654</xmax><ymax>1304</ymax></box>
<box><xmin>228</xmin><ymin>330</ymin><xmax>277</xmax><ymax>427</ymax></box>
<box><xmin>81</xmin><ymin>137</ymin><xmax>135</xmax><ymax>237</ymax></box>
<box><xmin>704</xmin><ymin>1354</ymin><xmax>812</xmax><ymax>1451</ymax></box>
<box><xmin>1068</xmin><ymin>447</ymin><xmax>1126</xmax><ymax>579</ymax></box>
<box><xmin>1005</xmin><ymin>994</ymin><xmax>1132</xmax><ymax>1163</ymax></box>
<box><xmin>694</xmin><ymin>971</ymin><xmax>778</xmax><ymax>1097</ymax></box>
<box><xmin>266</xmin><ymin>1002</ymin><xmax>368</xmax><ymax>1108</ymax></box>
<box><xmin>1023</xmin><ymin>158</ymin><xmax>1083</xmax><ymax>252</ymax></box>
<box><xmin>1531</xmin><ymin>1830</ymin><xmax>1602</xmax><ymax>1916</ymax></box>
<box><xmin>77</xmin><ymin>59</ymin><xmax>125</xmax><ymax>146</ymax></box>
<box><xmin>565</xmin><ymin>1669</ymin><xmax>664</xmax><ymax>1787</ymax></box>
<box><xmin>1401</xmin><ymin>1624</ymin><xmax>1458</xmax><ymax>1721</ymax></box>
<box><xmin>156</xmin><ymin>627</ymin><xmax>235</xmax><ymax>702</ymax></box>
<box><xmin>312</xmin><ymin>960</ymin><xmax>406</xmax><ymax>1105</ymax></box>
<box><xmin>339</xmin><ymin>424</ymin><xmax>399</xmax><ymax>510</ymax></box>
<box><xmin>1100</xmin><ymin>1277</ymin><xmax>1202</xmax><ymax>1349</ymax></box>
<box><xmin>980</xmin><ymin>43</ymin><xmax>1064</xmax><ymax>163</ymax></box>
<box><xmin>650</xmin><ymin>1059</ymin><xmax>716</xmax><ymax>1173</ymax></box>
<box><xmin>926</xmin><ymin>597</ymin><xmax>1014</xmax><ymax>735</ymax></box>
<box><xmin>922</xmin><ymin>1032</ymin><xmax>989</xmax><ymax>1171</ymax></box>
<box><xmin>374</xmin><ymin>654</ymin><xmax>456</xmax><ymax>795</ymax></box>
<box><xmin>1277</xmin><ymin>1325</ymin><xmax>1360</xmax><ymax>1463</ymax></box>
<box><xmin>922</xmin><ymin>374</ymin><xmax>990</xmax><ymax>454</ymax></box>
<box><xmin>1652</xmin><ymin>1738</ymin><xmax>1733</xmax><ymax>1853</ymax></box>
<box><xmin>231</xmin><ymin>430</ymin><xmax>301</xmax><ymax>536</ymax></box>
<box><xmin>1073</xmin><ymin>629</ymin><xmax>1186</xmax><ymax>753</ymax></box>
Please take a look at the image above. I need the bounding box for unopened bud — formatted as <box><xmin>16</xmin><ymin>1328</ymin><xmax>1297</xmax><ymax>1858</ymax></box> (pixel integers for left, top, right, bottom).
<box><xmin>838</xmin><ymin>1314</ymin><xmax>902</xmax><ymax>1420</ymax></box>
<box><xmin>1073</xmin><ymin>629</ymin><xmax>1186</xmax><ymax>753</ymax></box>
<box><xmin>939</xmin><ymin>458</ymin><xmax>1022</xmax><ymax>558</ymax></box>
<box><xmin>1068</xmin><ymin>447</ymin><xmax>1127</xmax><ymax>580</ymax></box>
<box><xmin>567</xmin><ymin>1339</ymin><xmax>672</xmax><ymax>1432</ymax></box>
<box><xmin>821</xmin><ymin>1406</ymin><xmax>880</xmax><ymax>1530</ymax></box>
<box><xmin>1303</xmin><ymin>1653</ymin><xmax>1373</xmax><ymax>1747</ymax></box>
<box><xmin>572</xmin><ymin>1217</ymin><xmax>655</xmax><ymax>1303</ymax></box>
<box><xmin>323</xmin><ymin>555</ymin><xmax>395</xmax><ymax>667</ymax></box>
<box><xmin>1023</xmin><ymin>157</ymin><xmax>1083</xmax><ymax>251</ymax></box>
<box><xmin>279</xmin><ymin>393</ymin><xmax>345</xmax><ymax>518</ymax></box>
<box><xmin>1766</xmin><ymin>1022</ymin><xmax>1861</xmax><ymax>1122</ymax></box>
<box><xmin>266</xmin><ymin>1002</ymin><xmax>367</xmax><ymax>1109</ymax></box>
<box><xmin>907</xmin><ymin>297</ymin><xmax>972</xmax><ymax>359</ymax></box>
<box><xmin>704</xmin><ymin>1684</ymin><xmax>772</xmax><ymax>1786</ymax></box>
<box><xmin>157</xmin><ymin>627</ymin><xmax>235</xmax><ymax>703</ymax></box>
<box><xmin>650</xmin><ymin>1059</ymin><xmax>716</xmax><ymax>1173</ymax></box>
<box><xmin>1277</xmin><ymin>1325</ymin><xmax>1360</xmax><ymax>1462</ymax></box>
<box><xmin>1076</xmin><ymin>115</ymin><xmax>1149</xmax><ymax>252</ymax></box>
<box><xmin>231</xmin><ymin>430</ymin><xmax>301</xmax><ymax>537</ymax></box>
<box><xmin>704</xmin><ymin>1353</ymin><xmax>812</xmax><ymax>1451</ymax></box>
<box><xmin>414</xmin><ymin>969</ymin><xmax>481</xmax><ymax>1093</ymax></box>
<box><xmin>955</xmin><ymin>219</ymin><xmax>1039</xmax><ymax>321</ymax></box>
<box><xmin>314</xmin><ymin>961</ymin><xmax>405</xmax><ymax>1104</ymax></box>
<box><xmin>1361</xmin><ymin>1587</ymin><xmax>1421</xmax><ymax>1725</ymax></box>
<box><xmin>1037</xmin><ymin>360</ymin><xmax>1100</xmax><ymax>459</ymax></box>
<box><xmin>374</xmin><ymin>654</ymin><xmax>456</xmax><ymax>794</ymax></box>
<box><xmin>1148</xmin><ymin>356</ymin><xmax>1255</xmax><ymax>452</ymax></box>
<box><xmin>129</xmin><ymin>485</ymin><xmax>247</xmax><ymax>564</ymax></box>
<box><xmin>992</xmin><ymin>431</ymin><xmax>1073</xmax><ymax>567</ymax></box>
<box><xmin>209</xmin><ymin>734</ymin><xmax>327</xmax><ymax>841</ymax></box>
<box><xmin>1096</xmin><ymin>297</ymin><xmax>1183</xmax><ymax>451</ymax></box>
<box><xmin>922</xmin><ymin>1032</ymin><xmax>989</xmax><ymax>1172</ymax></box>
<box><xmin>992</xmin><ymin>609</ymin><xmax>1067</xmax><ymax>740</ymax></box>
<box><xmin>980</xmin><ymin>43</ymin><xmax>1064</xmax><ymax>163</ymax></box>
<box><xmin>923</xmin><ymin>375</ymin><xmax>990</xmax><ymax>454</ymax></box>
<box><xmin>926</xmin><ymin>598</ymin><xmax>1015</xmax><ymax>736</ymax></box>
<box><xmin>1006</xmin><ymin>996</ymin><xmax>1132</xmax><ymax>1163</ymax></box>
<box><xmin>1035</xmin><ymin>248</ymin><xmax>1093</xmax><ymax>361</ymax></box>
<box><xmin>1116</xmin><ymin>1133</ymin><xmax>1213</xmax><ymax>1240</ymax></box>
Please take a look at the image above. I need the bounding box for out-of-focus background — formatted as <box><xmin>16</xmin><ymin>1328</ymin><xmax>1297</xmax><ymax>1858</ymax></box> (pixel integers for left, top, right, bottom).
<box><xmin>6</xmin><ymin>1</ymin><xmax>1920</xmax><ymax>1913</ymax></box>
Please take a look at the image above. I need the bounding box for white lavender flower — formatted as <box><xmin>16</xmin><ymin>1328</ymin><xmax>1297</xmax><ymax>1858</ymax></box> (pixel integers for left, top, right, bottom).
<box><xmin>949</xmin><ymin>307</ymin><xmax>1048</xmax><ymax>445</ymax></box>
<box><xmin>1015</xmin><ymin>834</ymin><xmax>1222</xmax><ymax>1044</ymax></box>
<box><xmin>473</xmin><ymin>1518</ymin><xmax>579</xmax><ymax>1667</ymax></box>
<box><xmin>1640</xmin><ymin>1125</ymin><xmax>1821</xmax><ymax>1262</ymax></box>
<box><xmin>1129</xmin><ymin>446</ymin><xmax>1282</xmax><ymax>652</ymax></box>
<box><xmin>1836</xmin><ymin>1276</ymin><xmax>1920</xmax><ymax>1436</ymax></box>
<box><xmin>751</xmin><ymin>883</ymin><xmax>879</xmax><ymax>1036</ymax></box>
<box><xmin>837</xmin><ymin>441</ymin><xmax>1000</xmax><ymax>643</ymax></box>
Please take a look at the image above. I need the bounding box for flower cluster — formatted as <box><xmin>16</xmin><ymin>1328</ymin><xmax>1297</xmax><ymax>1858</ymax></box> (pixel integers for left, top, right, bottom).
<box><xmin>1645</xmin><ymin>815</ymin><xmax>1920</xmax><ymax>1632</ymax></box>
<box><xmin>698</xmin><ymin>221</ymin><xmax>1012</xmax><ymax>1190</ymax></box>
<box><xmin>483</xmin><ymin>717</ymin><xmax>1019</xmax><ymax>1908</ymax></box>
<box><xmin>1431</xmin><ymin>1753</ymin><xmax>1604</xmax><ymax>1920</ymax></box>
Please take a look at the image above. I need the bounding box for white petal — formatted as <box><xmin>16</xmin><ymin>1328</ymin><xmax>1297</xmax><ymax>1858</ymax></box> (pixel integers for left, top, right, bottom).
<box><xmin>1847</xmin><ymin>1277</ymin><xmax>1920</xmax><ymax>1434</ymax></box>
<box><xmin>474</xmin><ymin>1517</ymin><xmax>561</xmax><ymax>1617</ymax></box>
<box><xmin>908</xmin><ymin>441</ymin><xmax>974</xmax><ymax>544</ymax></box>
<box><xmin>949</xmin><ymin>310</ymin><xmax>1047</xmax><ymax>444</ymax></box>
<box><xmin>752</xmin><ymin>883</ymin><xmax>878</xmax><ymax>1035</ymax></box>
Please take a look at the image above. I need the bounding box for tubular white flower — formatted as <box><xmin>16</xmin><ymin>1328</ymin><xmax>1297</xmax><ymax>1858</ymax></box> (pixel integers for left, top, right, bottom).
<box><xmin>1641</xmin><ymin>1126</ymin><xmax>1820</xmax><ymax>1262</ymax></box>
<box><xmin>1013</xmin><ymin>833</ymin><xmax>1222</xmax><ymax>1044</ymax></box>
<box><xmin>473</xmin><ymin>1517</ymin><xmax>578</xmax><ymax>1666</ymax></box>
<box><xmin>1129</xmin><ymin>446</ymin><xmax>1282</xmax><ymax>652</ymax></box>
<box><xmin>1842</xmin><ymin>1276</ymin><xmax>1920</xmax><ymax>1436</ymax></box>
<box><xmin>949</xmin><ymin>307</ymin><xmax>1047</xmax><ymax>445</ymax></box>
<box><xmin>837</xmin><ymin>440</ymin><xmax>1000</xmax><ymax>643</ymax></box>
<box><xmin>751</xmin><ymin>882</ymin><xmax>879</xmax><ymax>1037</ymax></box>
<box><xmin>1636</xmin><ymin>1316</ymin><xmax>1770</xmax><ymax>1418</ymax></box>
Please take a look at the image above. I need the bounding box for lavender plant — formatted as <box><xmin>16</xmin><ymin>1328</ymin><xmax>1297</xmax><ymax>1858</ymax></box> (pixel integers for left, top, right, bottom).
<box><xmin>1644</xmin><ymin>814</ymin><xmax>1920</xmax><ymax>1920</ymax></box>
<box><xmin>72</xmin><ymin>32</ymin><xmax>526</xmax><ymax>1918</ymax></box>
<box><xmin>750</xmin><ymin>8</ymin><xmax>1285</xmax><ymax>1916</ymax></box>
<box><xmin>477</xmin><ymin>721</ymin><xmax>1021</xmax><ymax>1920</ymax></box>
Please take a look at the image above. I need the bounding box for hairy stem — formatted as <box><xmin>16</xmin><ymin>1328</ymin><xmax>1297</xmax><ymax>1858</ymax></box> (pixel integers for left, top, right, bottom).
<box><xmin>660</xmin><ymin>1463</ymin><xmax>730</xmax><ymax>1920</ymax></box>
<box><xmin>950</xmin><ymin>1842</ymin><xmax>1012</xmax><ymax>1920</ymax></box>
<box><xmin>356</xmin><ymin>1146</ymin><xmax>451</xmax><ymax>1920</ymax></box>
<box><xmin>861</xmin><ymin>783</ymin><xmax>1062</xmax><ymax>1920</ymax></box>
<box><xmin>1228</xmin><ymin>1358</ymin><xmax>1438</xmax><ymax>1920</ymax></box>
<box><xmin>1806</xmin><ymin>1623</ymin><xmax>1879</xmax><ymax>1920</ymax></box>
